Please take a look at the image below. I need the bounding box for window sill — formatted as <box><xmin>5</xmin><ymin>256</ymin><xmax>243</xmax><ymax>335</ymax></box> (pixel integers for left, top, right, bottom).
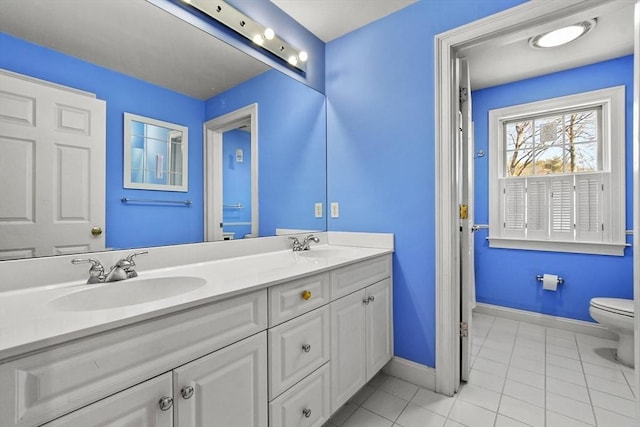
<box><xmin>487</xmin><ymin>237</ymin><xmax>627</xmax><ymax>256</ymax></box>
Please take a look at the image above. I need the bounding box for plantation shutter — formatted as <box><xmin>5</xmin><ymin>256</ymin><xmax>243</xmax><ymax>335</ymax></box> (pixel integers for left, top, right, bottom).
<box><xmin>526</xmin><ymin>178</ymin><xmax>548</xmax><ymax>240</ymax></box>
<box><xmin>549</xmin><ymin>176</ymin><xmax>574</xmax><ymax>240</ymax></box>
<box><xmin>501</xmin><ymin>178</ymin><xmax>526</xmax><ymax>238</ymax></box>
<box><xmin>575</xmin><ymin>173</ymin><xmax>604</xmax><ymax>242</ymax></box>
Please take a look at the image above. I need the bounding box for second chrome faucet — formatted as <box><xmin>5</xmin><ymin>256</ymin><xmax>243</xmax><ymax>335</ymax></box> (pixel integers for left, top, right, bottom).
<box><xmin>289</xmin><ymin>234</ymin><xmax>320</xmax><ymax>252</ymax></box>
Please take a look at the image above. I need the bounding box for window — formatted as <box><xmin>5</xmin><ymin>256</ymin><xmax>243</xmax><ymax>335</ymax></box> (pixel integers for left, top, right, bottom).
<box><xmin>488</xmin><ymin>86</ymin><xmax>625</xmax><ymax>255</ymax></box>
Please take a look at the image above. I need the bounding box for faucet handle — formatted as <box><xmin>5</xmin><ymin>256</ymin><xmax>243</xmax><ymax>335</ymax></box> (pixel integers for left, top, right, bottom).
<box><xmin>71</xmin><ymin>258</ymin><xmax>105</xmax><ymax>283</ymax></box>
<box><xmin>118</xmin><ymin>251</ymin><xmax>148</xmax><ymax>278</ymax></box>
<box><xmin>124</xmin><ymin>250</ymin><xmax>148</xmax><ymax>263</ymax></box>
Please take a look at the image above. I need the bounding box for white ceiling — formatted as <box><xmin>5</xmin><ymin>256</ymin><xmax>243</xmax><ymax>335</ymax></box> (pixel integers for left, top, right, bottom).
<box><xmin>270</xmin><ymin>0</ymin><xmax>418</xmax><ymax>42</ymax></box>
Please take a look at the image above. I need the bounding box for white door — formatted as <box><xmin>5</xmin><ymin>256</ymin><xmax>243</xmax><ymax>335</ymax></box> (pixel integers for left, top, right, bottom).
<box><xmin>365</xmin><ymin>278</ymin><xmax>393</xmax><ymax>382</ymax></box>
<box><xmin>43</xmin><ymin>373</ymin><xmax>173</xmax><ymax>427</ymax></box>
<box><xmin>330</xmin><ymin>289</ymin><xmax>367</xmax><ymax>412</ymax></box>
<box><xmin>0</xmin><ymin>70</ymin><xmax>106</xmax><ymax>260</ymax></box>
<box><xmin>173</xmin><ymin>332</ymin><xmax>267</xmax><ymax>427</ymax></box>
<box><xmin>458</xmin><ymin>59</ymin><xmax>475</xmax><ymax>383</ymax></box>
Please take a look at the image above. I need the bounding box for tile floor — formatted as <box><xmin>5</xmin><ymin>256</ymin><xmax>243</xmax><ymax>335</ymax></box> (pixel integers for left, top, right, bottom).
<box><xmin>323</xmin><ymin>312</ymin><xmax>637</xmax><ymax>427</ymax></box>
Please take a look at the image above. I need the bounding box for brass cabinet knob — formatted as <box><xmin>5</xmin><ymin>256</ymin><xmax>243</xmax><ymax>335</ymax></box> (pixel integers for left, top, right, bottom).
<box><xmin>181</xmin><ymin>385</ymin><xmax>194</xmax><ymax>399</ymax></box>
<box><xmin>91</xmin><ymin>226</ymin><xmax>103</xmax><ymax>236</ymax></box>
<box><xmin>301</xmin><ymin>290</ymin><xmax>312</xmax><ymax>300</ymax></box>
<box><xmin>158</xmin><ymin>396</ymin><xmax>173</xmax><ymax>411</ymax></box>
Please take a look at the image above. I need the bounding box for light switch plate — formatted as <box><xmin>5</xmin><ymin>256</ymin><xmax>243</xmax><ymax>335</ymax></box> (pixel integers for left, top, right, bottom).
<box><xmin>315</xmin><ymin>202</ymin><xmax>323</xmax><ymax>218</ymax></box>
<box><xmin>331</xmin><ymin>202</ymin><xmax>339</xmax><ymax>218</ymax></box>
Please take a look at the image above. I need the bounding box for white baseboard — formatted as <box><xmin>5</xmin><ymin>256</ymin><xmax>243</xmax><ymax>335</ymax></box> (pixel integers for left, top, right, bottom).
<box><xmin>474</xmin><ymin>303</ymin><xmax>617</xmax><ymax>340</ymax></box>
<box><xmin>383</xmin><ymin>356</ymin><xmax>436</xmax><ymax>391</ymax></box>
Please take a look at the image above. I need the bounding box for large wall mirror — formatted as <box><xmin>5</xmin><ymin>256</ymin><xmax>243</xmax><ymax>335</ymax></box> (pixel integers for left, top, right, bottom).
<box><xmin>0</xmin><ymin>0</ymin><xmax>327</xmax><ymax>260</ymax></box>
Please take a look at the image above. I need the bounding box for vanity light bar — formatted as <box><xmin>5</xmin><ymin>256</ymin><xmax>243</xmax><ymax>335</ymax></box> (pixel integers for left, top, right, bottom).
<box><xmin>181</xmin><ymin>0</ymin><xmax>308</xmax><ymax>72</ymax></box>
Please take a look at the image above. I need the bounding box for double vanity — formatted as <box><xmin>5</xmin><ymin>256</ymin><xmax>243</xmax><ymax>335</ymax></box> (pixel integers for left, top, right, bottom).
<box><xmin>0</xmin><ymin>233</ymin><xmax>394</xmax><ymax>426</ymax></box>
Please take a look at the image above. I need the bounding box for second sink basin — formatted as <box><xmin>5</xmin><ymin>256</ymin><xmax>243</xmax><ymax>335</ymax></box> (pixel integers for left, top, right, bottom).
<box><xmin>49</xmin><ymin>276</ymin><xmax>207</xmax><ymax>311</ymax></box>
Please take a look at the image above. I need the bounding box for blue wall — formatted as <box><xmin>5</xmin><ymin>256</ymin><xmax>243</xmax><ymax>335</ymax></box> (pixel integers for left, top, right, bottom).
<box><xmin>206</xmin><ymin>70</ymin><xmax>327</xmax><ymax>236</ymax></box>
<box><xmin>472</xmin><ymin>56</ymin><xmax>635</xmax><ymax>321</ymax></box>
<box><xmin>223</xmin><ymin>130</ymin><xmax>253</xmax><ymax>238</ymax></box>
<box><xmin>0</xmin><ymin>33</ymin><xmax>205</xmax><ymax>249</ymax></box>
<box><xmin>326</xmin><ymin>0</ymin><xmax>527</xmax><ymax>368</ymax></box>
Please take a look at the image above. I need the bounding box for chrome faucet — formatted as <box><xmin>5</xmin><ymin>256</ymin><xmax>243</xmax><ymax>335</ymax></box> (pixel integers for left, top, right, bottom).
<box><xmin>289</xmin><ymin>234</ymin><xmax>320</xmax><ymax>252</ymax></box>
<box><xmin>72</xmin><ymin>251</ymin><xmax>147</xmax><ymax>284</ymax></box>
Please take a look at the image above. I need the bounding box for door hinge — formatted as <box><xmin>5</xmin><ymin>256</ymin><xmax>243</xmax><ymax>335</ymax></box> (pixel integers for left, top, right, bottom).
<box><xmin>460</xmin><ymin>322</ymin><xmax>469</xmax><ymax>337</ymax></box>
<box><xmin>459</xmin><ymin>87</ymin><xmax>468</xmax><ymax>104</ymax></box>
<box><xmin>459</xmin><ymin>204</ymin><xmax>468</xmax><ymax>220</ymax></box>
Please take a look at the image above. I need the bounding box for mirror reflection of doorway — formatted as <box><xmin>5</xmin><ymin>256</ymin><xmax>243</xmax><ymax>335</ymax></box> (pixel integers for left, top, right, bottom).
<box><xmin>204</xmin><ymin>104</ymin><xmax>258</xmax><ymax>242</ymax></box>
<box><xmin>222</xmin><ymin>124</ymin><xmax>252</xmax><ymax>240</ymax></box>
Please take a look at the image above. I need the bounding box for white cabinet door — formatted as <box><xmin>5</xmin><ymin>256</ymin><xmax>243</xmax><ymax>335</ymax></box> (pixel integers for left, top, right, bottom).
<box><xmin>43</xmin><ymin>373</ymin><xmax>173</xmax><ymax>427</ymax></box>
<box><xmin>173</xmin><ymin>332</ymin><xmax>267</xmax><ymax>427</ymax></box>
<box><xmin>365</xmin><ymin>278</ymin><xmax>393</xmax><ymax>382</ymax></box>
<box><xmin>0</xmin><ymin>70</ymin><xmax>106</xmax><ymax>260</ymax></box>
<box><xmin>330</xmin><ymin>289</ymin><xmax>367</xmax><ymax>412</ymax></box>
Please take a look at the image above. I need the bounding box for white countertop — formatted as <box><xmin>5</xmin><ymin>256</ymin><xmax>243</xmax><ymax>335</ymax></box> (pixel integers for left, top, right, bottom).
<box><xmin>0</xmin><ymin>244</ymin><xmax>391</xmax><ymax>362</ymax></box>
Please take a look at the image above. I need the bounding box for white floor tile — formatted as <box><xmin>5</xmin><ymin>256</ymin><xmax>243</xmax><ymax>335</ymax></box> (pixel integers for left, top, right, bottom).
<box><xmin>545</xmin><ymin>392</ymin><xmax>596</xmax><ymax>425</ymax></box>
<box><xmin>546</xmin><ymin>411</ymin><xmax>595</xmax><ymax>427</ymax></box>
<box><xmin>349</xmin><ymin>384</ymin><xmax>376</xmax><ymax>406</ymax></box>
<box><xmin>510</xmin><ymin>354</ymin><xmax>545</xmax><ymax>374</ymax></box>
<box><xmin>547</xmin><ymin>343</ymin><xmax>580</xmax><ymax>360</ymax></box>
<box><xmin>495</xmin><ymin>414</ymin><xmax>532</xmax><ymax>427</ymax></box>
<box><xmin>507</xmin><ymin>366</ymin><xmax>545</xmax><ymax>390</ymax></box>
<box><xmin>545</xmin><ymin>377</ymin><xmax>591</xmax><ymax>403</ymax></box>
<box><xmin>448</xmin><ymin>399</ymin><xmax>497</xmax><ymax>427</ymax></box>
<box><xmin>410</xmin><ymin>387</ymin><xmax>456</xmax><ymax>417</ymax></box>
<box><xmin>467</xmin><ymin>368</ymin><xmax>506</xmax><ymax>393</ymax></box>
<box><xmin>342</xmin><ymin>408</ymin><xmax>393</xmax><ymax>427</ymax></box>
<box><xmin>443</xmin><ymin>418</ymin><xmax>466</xmax><ymax>427</ymax></box>
<box><xmin>458</xmin><ymin>383</ymin><xmax>501</xmax><ymax>412</ymax></box>
<box><xmin>369</xmin><ymin>373</ymin><xmax>391</xmax><ymax>388</ymax></box>
<box><xmin>546</xmin><ymin>352</ymin><xmax>583</xmax><ymax>372</ymax></box>
<box><xmin>477</xmin><ymin>345</ymin><xmax>512</xmax><ymax>364</ymax></box>
<box><xmin>473</xmin><ymin>356</ymin><xmax>509</xmax><ymax>378</ymax></box>
<box><xmin>329</xmin><ymin>403</ymin><xmax>359</xmax><ymax>426</ymax></box>
<box><xmin>502</xmin><ymin>379</ymin><xmax>545</xmax><ymax>408</ymax></box>
<box><xmin>362</xmin><ymin>389</ymin><xmax>407</xmax><ymax>422</ymax></box>
<box><xmin>582</xmin><ymin>361</ymin><xmax>627</xmax><ymax>383</ymax></box>
<box><xmin>589</xmin><ymin>388</ymin><xmax>636</xmax><ymax>418</ymax></box>
<box><xmin>593</xmin><ymin>406</ymin><xmax>637</xmax><ymax>427</ymax></box>
<box><xmin>547</xmin><ymin>334</ymin><xmax>578</xmax><ymax>349</ymax></box>
<box><xmin>498</xmin><ymin>395</ymin><xmax>544</xmax><ymax>427</ymax></box>
<box><xmin>546</xmin><ymin>363</ymin><xmax>587</xmax><ymax>387</ymax></box>
<box><xmin>394</xmin><ymin>402</ymin><xmax>446</xmax><ymax>427</ymax></box>
<box><xmin>586</xmin><ymin>374</ymin><xmax>635</xmax><ymax>400</ymax></box>
<box><xmin>378</xmin><ymin>376</ymin><xmax>419</xmax><ymax>401</ymax></box>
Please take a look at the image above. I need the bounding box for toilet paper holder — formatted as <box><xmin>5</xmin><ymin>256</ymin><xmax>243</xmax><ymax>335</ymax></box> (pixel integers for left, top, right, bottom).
<box><xmin>536</xmin><ymin>275</ymin><xmax>564</xmax><ymax>285</ymax></box>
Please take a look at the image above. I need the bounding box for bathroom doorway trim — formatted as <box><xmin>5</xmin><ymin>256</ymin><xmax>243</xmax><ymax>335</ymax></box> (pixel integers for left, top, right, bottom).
<box><xmin>434</xmin><ymin>0</ymin><xmax>627</xmax><ymax>397</ymax></box>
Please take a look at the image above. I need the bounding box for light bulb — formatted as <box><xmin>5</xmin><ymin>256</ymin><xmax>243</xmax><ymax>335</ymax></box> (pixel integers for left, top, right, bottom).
<box><xmin>252</xmin><ymin>34</ymin><xmax>264</xmax><ymax>45</ymax></box>
<box><xmin>288</xmin><ymin>55</ymin><xmax>298</xmax><ymax>66</ymax></box>
<box><xmin>298</xmin><ymin>51</ymin><xmax>308</xmax><ymax>62</ymax></box>
<box><xmin>264</xmin><ymin>28</ymin><xmax>275</xmax><ymax>40</ymax></box>
<box><xmin>529</xmin><ymin>20</ymin><xmax>595</xmax><ymax>49</ymax></box>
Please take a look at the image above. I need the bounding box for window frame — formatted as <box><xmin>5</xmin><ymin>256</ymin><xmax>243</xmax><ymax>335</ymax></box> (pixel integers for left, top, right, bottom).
<box><xmin>488</xmin><ymin>86</ymin><xmax>626</xmax><ymax>256</ymax></box>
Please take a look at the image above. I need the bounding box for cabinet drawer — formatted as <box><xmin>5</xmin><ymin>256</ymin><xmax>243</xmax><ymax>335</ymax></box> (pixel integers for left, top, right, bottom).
<box><xmin>270</xmin><ymin>363</ymin><xmax>330</xmax><ymax>427</ymax></box>
<box><xmin>330</xmin><ymin>255</ymin><xmax>391</xmax><ymax>299</ymax></box>
<box><xmin>0</xmin><ymin>290</ymin><xmax>267</xmax><ymax>427</ymax></box>
<box><xmin>268</xmin><ymin>305</ymin><xmax>330</xmax><ymax>399</ymax></box>
<box><xmin>269</xmin><ymin>273</ymin><xmax>330</xmax><ymax>326</ymax></box>
<box><xmin>43</xmin><ymin>373</ymin><xmax>173</xmax><ymax>426</ymax></box>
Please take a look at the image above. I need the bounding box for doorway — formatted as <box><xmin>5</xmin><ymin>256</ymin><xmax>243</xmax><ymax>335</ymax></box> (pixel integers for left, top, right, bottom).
<box><xmin>434</xmin><ymin>0</ymin><xmax>640</xmax><ymax>397</ymax></box>
<box><xmin>203</xmin><ymin>103</ymin><xmax>258</xmax><ymax>242</ymax></box>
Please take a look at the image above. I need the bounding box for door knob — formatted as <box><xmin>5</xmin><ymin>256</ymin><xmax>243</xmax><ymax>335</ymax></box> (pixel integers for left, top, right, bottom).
<box><xmin>91</xmin><ymin>226</ymin><xmax>103</xmax><ymax>236</ymax></box>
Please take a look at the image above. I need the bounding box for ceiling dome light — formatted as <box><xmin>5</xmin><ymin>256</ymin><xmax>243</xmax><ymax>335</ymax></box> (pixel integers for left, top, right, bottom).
<box><xmin>529</xmin><ymin>19</ymin><xmax>596</xmax><ymax>48</ymax></box>
<box><xmin>298</xmin><ymin>51</ymin><xmax>308</xmax><ymax>62</ymax></box>
<box><xmin>264</xmin><ymin>28</ymin><xmax>275</xmax><ymax>40</ymax></box>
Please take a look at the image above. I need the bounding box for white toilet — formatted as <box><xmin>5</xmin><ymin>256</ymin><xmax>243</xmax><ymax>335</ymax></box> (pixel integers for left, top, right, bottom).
<box><xmin>589</xmin><ymin>298</ymin><xmax>635</xmax><ymax>367</ymax></box>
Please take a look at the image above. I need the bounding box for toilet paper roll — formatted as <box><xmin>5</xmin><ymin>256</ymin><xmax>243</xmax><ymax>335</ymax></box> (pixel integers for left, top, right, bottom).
<box><xmin>542</xmin><ymin>274</ymin><xmax>558</xmax><ymax>291</ymax></box>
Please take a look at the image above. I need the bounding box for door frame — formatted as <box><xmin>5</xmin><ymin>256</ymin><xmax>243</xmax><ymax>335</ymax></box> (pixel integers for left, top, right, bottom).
<box><xmin>203</xmin><ymin>103</ymin><xmax>258</xmax><ymax>241</ymax></box>
<box><xmin>433</xmin><ymin>0</ymin><xmax>626</xmax><ymax>396</ymax></box>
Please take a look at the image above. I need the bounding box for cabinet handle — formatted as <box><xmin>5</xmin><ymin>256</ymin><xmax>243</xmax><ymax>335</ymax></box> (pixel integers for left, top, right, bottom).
<box><xmin>363</xmin><ymin>297</ymin><xmax>370</xmax><ymax>305</ymax></box>
<box><xmin>301</xmin><ymin>344</ymin><xmax>311</xmax><ymax>353</ymax></box>
<box><xmin>301</xmin><ymin>290</ymin><xmax>312</xmax><ymax>300</ymax></box>
<box><xmin>368</xmin><ymin>295</ymin><xmax>375</xmax><ymax>303</ymax></box>
<box><xmin>158</xmin><ymin>396</ymin><xmax>173</xmax><ymax>411</ymax></box>
<box><xmin>181</xmin><ymin>385</ymin><xmax>195</xmax><ymax>399</ymax></box>
<box><xmin>302</xmin><ymin>408</ymin><xmax>312</xmax><ymax>418</ymax></box>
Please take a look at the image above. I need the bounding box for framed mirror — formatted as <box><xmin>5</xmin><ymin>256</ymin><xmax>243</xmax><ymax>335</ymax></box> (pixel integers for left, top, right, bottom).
<box><xmin>123</xmin><ymin>113</ymin><xmax>188</xmax><ymax>192</ymax></box>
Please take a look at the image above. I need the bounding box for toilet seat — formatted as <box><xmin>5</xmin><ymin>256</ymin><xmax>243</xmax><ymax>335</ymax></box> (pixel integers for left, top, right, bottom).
<box><xmin>590</xmin><ymin>298</ymin><xmax>634</xmax><ymax>318</ymax></box>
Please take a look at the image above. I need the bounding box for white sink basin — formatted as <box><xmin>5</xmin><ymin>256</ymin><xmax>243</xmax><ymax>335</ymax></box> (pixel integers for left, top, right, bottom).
<box><xmin>49</xmin><ymin>276</ymin><xmax>207</xmax><ymax>311</ymax></box>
